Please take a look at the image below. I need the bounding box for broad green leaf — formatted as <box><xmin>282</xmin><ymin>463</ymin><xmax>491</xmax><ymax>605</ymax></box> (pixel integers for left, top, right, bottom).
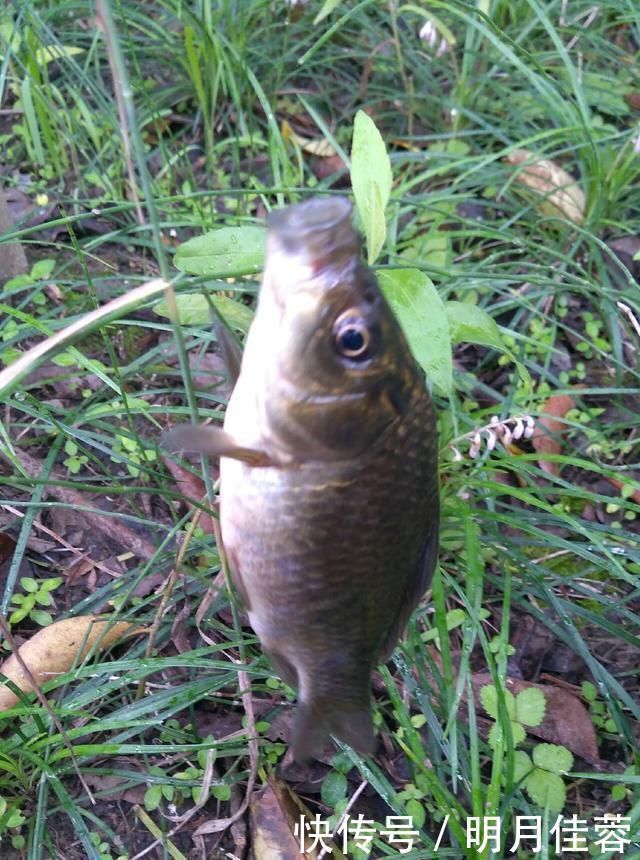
<box><xmin>525</xmin><ymin>770</ymin><xmax>566</xmax><ymax>813</ymax></box>
<box><xmin>446</xmin><ymin>301</ymin><xmax>531</xmax><ymax>387</ymax></box>
<box><xmin>513</xmin><ymin>750</ymin><xmax>534</xmax><ymax>782</ymax></box>
<box><xmin>406</xmin><ymin>798</ymin><xmax>426</xmax><ymax>829</ymax></box>
<box><xmin>378</xmin><ymin>268</ymin><xmax>452</xmax><ymax>396</ymax></box>
<box><xmin>40</xmin><ymin>577</ymin><xmax>63</xmax><ymax>593</ymax></box>
<box><xmin>30</xmin><ymin>610</ymin><xmax>54</xmax><ymax>626</ymax></box>
<box><xmin>351</xmin><ymin>111</ymin><xmax>392</xmax><ymax>265</ymax></box>
<box><xmin>30</xmin><ymin>258</ymin><xmax>55</xmax><ymax>280</ymax></box>
<box><xmin>314</xmin><ymin>0</ymin><xmax>344</xmax><ymax>24</ymax></box>
<box><xmin>581</xmin><ymin>681</ymin><xmax>598</xmax><ymax>702</ymax></box>
<box><xmin>144</xmin><ymin>784</ymin><xmax>162</xmax><ymax>811</ymax></box>
<box><xmin>445</xmin><ymin>301</ymin><xmax>505</xmax><ymax>350</ymax></box>
<box><xmin>321</xmin><ymin>771</ymin><xmax>347</xmax><ymax>807</ymax></box>
<box><xmin>211</xmin><ymin>783</ymin><xmax>231</xmax><ymax>802</ymax></box>
<box><xmin>21</xmin><ymin>577</ymin><xmax>39</xmax><ymax>593</ymax></box>
<box><xmin>154</xmin><ymin>293</ymin><xmax>254</xmax><ymax>335</ymax></box>
<box><xmin>515</xmin><ymin>687</ymin><xmax>546</xmax><ymax>727</ymax></box>
<box><xmin>480</xmin><ymin>685</ymin><xmax>516</xmax><ymax>720</ymax></box>
<box><xmin>173</xmin><ymin>225</ymin><xmax>266</xmax><ymax>277</ymax></box>
<box><xmin>488</xmin><ymin>720</ymin><xmax>525</xmax><ymax>750</ymax></box>
<box><xmin>532</xmin><ymin>743</ymin><xmax>574</xmax><ymax>775</ymax></box>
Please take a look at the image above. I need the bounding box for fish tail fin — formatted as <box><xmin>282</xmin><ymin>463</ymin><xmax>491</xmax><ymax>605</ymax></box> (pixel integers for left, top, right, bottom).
<box><xmin>292</xmin><ymin>702</ymin><xmax>375</xmax><ymax>763</ymax></box>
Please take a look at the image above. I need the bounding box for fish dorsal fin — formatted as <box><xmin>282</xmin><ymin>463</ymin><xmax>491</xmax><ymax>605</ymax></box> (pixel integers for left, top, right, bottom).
<box><xmin>162</xmin><ymin>424</ymin><xmax>273</xmax><ymax>466</ymax></box>
<box><xmin>206</xmin><ymin>298</ymin><xmax>243</xmax><ymax>388</ymax></box>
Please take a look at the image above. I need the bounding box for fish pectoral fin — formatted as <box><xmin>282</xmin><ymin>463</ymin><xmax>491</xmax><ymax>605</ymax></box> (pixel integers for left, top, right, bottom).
<box><xmin>162</xmin><ymin>424</ymin><xmax>274</xmax><ymax>466</ymax></box>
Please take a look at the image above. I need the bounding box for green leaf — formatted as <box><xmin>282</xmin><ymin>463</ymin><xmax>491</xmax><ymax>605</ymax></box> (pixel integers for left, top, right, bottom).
<box><xmin>321</xmin><ymin>771</ymin><xmax>347</xmax><ymax>807</ymax></box>
<box><xmin>331</xmin><ymin>751</ymin><xmax>353</xmax><ymax>774</ymax></box>
<box><xmin>351</xmin><ymin>110</ymin><xmax>392</xmax><ymax>264</ymax></box>
<box><xmin>581</xmin><ymin>681</ymin><xmax>597</xmax><ymax>702</ymax></box>
<box><xmin>30</xmin><ymin>610</ymin><xmax>53</xmax><ymax>626</ymax></box>
<box><xmin>20</xmin><ymin>577</ymin><xmax>39</xmax><ymax>593</ymax></box>
<box><xmin>480</xmin><ymin>685</ymin><xmax>498</xmax><ymax>718</ymax></box>
<box><xmin>30</xmin><ymin>259</ymin><xmax>55</xmax><ymax>280</ymax></box>
<box><xmin>406</xmin><ymin>798</ymin><xmax>425</xmax><ymax>829</ymax></box>
<box><xmin>40</xmin><ymin>577</ymin><xmax>63</xmax><ymax>593</ymax></box>
<box><xmin>511</xmin><ymin>720</ymin><xmax>526</xmax><ymax>746</ymax></box>
<box><xmin>445</xmin><ymin>608</ymin><xmax>466</xmax><ymax>631</ymax></box>
<box><xmin>445</xmin><ymin>301</ymin><xmax>506</xmax><ymax>351</ymax></box>
<box><xmin>514</xmin><ymin>687</ymin><xmax>546</xmax><ymax>727</ymax></box>
<box><xmin>446</xmin><ymin>301</ymin><xmax>531</xmax><ymax>387</ymax></box>
<box><xmin>144</xmin><ymin>784</ymin><xmax>162</xmax><ymax>811</ymax></box>
<box><xmin>7</xmin><ymin>808</ymin><xmax>25</xmax><ymax>829</ymax></box>
<box><xmin>532</xmin><ymin>743</ymin><xmax>573</xmax><ymax>775</ymax></box>
<box><xmin>173</xmin><ymin>225</ymin><xmax>266</xmax><ymax>277</ymax></box>
<box><xmin>211</xmin><ymin>783</ymin><xmax>231</xmax><ymax>802</ymax></box>
<box><xmin>378</xmin><ymin>269</ymin><xmax>452</xmax><ymax>396</ymax></box>
<box><xmin>480</xmin><ymin>685</ymin><xmax>516</xmax><ymax>720</ymax></box>
<box><xmin>513</xmin><ymin>750</ymin><xmax>534</xmax><ymax>782</ymax></box>
<box><xmin>488</xmin><ymin>719</ymin><xmax>525</xmax><ymax>750</ymax></box>
<box><xmin>154</xmin><ymin>293</ymin><xmax>254</xmax><ymax>335</ymax></box>
<box><xmin>197</xmin><ymin>741</ymin><xmax>217</xmax><ymax>769</ymax></box>
<box><xmin>611</xmin><ymin>784</ymin><xmax>627</xmax><ymax>801</ymax></box>
<box><xmin>313</xmin><ymin>0</ymin><xmax>344</xmax><ymax>24</ymax></box>
<box><xmin>525</xmin><ymin>769</ymin><xmax>566</xmax><ymax>813</ymax></box>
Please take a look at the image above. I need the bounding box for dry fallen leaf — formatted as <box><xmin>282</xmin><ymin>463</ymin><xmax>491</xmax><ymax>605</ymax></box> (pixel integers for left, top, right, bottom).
<box><xmin>281</xmin><ymin>119</ymin><xmax>337</xmax><ymax>158</ymax></box>
<box><xmin>0</xmin><ymin>616</ymin><xmax>138</xmax><ymax>710</ymax></box>
<box><xmin>506</xmin><ymin>149</ymin><xmax>585</xmax><ymax>224</ymax></box>
<box><xmin>532</xmin><ymin>392</ymin><xmax>576</xmax><ymax>476</ymax></box>
<box><xmin>472</xmin><ymin>672</ymin><xmax>600</xmax><ymax>765</ymax></box>
<box><xmin>250</xmin><ymin>776</ymin><xmax>346</xmax><ymax>860</ymax></box>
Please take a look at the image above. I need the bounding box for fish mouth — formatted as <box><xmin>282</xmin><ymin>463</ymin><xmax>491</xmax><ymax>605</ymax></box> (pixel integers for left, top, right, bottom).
<box><xmin>267</xmin><ymin>197</ymin><xmax>360</xmax><ymax>262</ymax></box>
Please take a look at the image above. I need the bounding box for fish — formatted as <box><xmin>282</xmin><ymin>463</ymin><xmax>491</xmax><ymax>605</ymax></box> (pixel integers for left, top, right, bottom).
<box><xmin>164</xmin><ymin>197</ymin><xmax>439</xmax><ymax>761</ymax></box>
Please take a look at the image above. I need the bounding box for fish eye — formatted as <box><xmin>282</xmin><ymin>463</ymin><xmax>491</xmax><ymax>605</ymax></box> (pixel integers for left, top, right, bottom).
<box><xmin>332</xmin><ymin>309</ymin><xmax>373</xmax><ymax>361</ymax></box>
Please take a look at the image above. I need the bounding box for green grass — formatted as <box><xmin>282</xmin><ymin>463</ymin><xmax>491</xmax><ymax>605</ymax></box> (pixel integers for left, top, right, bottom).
<box><xmin>1</xmin><ymin>0</ymin><xmax>639</xmax><ymax>857</ymax></box>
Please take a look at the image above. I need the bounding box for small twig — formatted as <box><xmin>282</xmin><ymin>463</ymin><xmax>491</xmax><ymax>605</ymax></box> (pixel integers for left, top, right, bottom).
<box><xmin>617</xmin><ymin>301</ymin><xmax>640</xmax><ymax>340</ymax></box>
<box><xmin>0</xmin><ymin>614</ymin><xmax>95</xmax><ymax>804</ymax></box>
<box><xmin>559</xmin><ymin>0</ymin><xmax>568</xmax><ymax>26</ymax></box>
<box><xmin>566</xmin><ymin>5</ymin><xmax>600</xmax><ymax>52</ymax></box>
<box><xmin>0</xmin><ymin>447</ymin><xmax>161</xmax><ymax>562</ymax></box>
<box><xmin>0</xmin><ymin>503</ymin><xmax>122</xmax><ymax>578</ymax></box>
<box><xmin>531</xmin><ymin>548</ymin><xmax>571</xmax><ymax>564</ymax></box>
<box><xmin>318</xmin><ymin>780</ymin><xmax>369</xmax><ymax>860</ymax></box>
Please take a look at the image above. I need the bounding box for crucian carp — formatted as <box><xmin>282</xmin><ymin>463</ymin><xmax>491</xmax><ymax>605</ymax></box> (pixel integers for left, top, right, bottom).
<box><xmin>164</xmin><ymin>197</ymin><xmax>439</xmax><ymax>761</ymax></box>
